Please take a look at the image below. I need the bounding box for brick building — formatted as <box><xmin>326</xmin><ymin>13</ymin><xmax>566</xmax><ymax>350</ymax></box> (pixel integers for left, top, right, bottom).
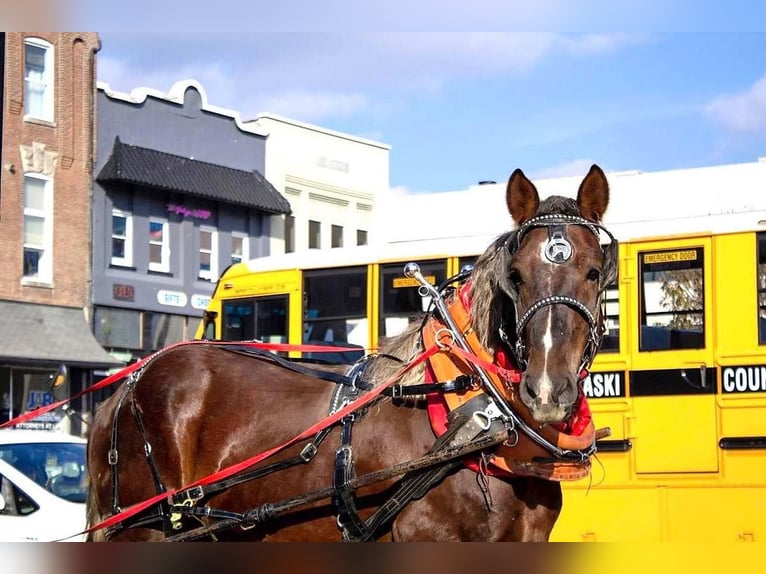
<box><xmin>0</xmin><ymin>32</ymin><xmax>120</xmax><ymax>435</ymax></box>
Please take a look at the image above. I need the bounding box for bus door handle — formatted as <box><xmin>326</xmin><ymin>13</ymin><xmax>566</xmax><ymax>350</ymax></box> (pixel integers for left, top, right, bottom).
<box><xmin>680</xmin><ymin>363</ymin><xmax>708</xmax><ymax>390</ymax></box>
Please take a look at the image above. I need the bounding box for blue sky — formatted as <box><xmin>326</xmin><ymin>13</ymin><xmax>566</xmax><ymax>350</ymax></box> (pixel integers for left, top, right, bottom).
<box><xmin>62</xmin><ymin>3</ymin><xmax>766</xmax><ymax>193</ymax></box>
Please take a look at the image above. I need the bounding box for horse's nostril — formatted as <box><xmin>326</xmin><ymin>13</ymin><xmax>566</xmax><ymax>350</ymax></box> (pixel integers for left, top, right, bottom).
<box><xmin>525</xmin><ymin>384</ymin><xmax>538</xmax><ymax>400</ymax></box>
<box><xmin>556</xmin><ymin>383</ymin><xmax>577</xmax><ymax>406</ymax></box>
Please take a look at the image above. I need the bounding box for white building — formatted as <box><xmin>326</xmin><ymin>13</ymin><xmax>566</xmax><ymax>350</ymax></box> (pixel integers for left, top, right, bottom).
<box><xmin>248</xmin><ymin>113</ymin><xmax>391</xmax><ymax>254</ymax></box>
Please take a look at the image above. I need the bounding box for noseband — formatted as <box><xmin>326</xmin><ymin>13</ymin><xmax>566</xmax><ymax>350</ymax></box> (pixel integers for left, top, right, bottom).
<box><xmin>503</xmin><ymin>213</ymin><xmax>618</xmax><ymax>374</ymax></box>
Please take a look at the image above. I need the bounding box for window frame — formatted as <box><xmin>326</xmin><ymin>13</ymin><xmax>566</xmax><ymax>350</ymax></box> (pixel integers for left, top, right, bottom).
<box><xmin>148</xmin><ymin>217</ymin><xmax>170</xmax><ymax>273</ymax></box>
<box><xmin>638</xmin><ymin>246</ymin><xmax>706</xmax><ymax>352</ymax></box>
<box><xmin>23</xmin><ymin>37</ymin><xmax>54</xmax><ymax>122</ymax></box>
<box><xmin>198</xmin><ymin>226</ymin><xmax>218</xmax><ymax>281</ymax></box>
<box><xmin>110</xmin><ymin>209</ymin><xmax>133</xmax><ymax>267</ymax></box>
<box><xmin>22</xmin><ymin>173</ymin><xmax>53</xmax><ymax>284</ymax></box>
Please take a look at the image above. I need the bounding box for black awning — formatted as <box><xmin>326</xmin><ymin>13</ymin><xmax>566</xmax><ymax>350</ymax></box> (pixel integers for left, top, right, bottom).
<box><xmin>0</xmin><ymin>301</ymin><xmax>124</xmax><ymax>369</ymax></box>
<box><xmin>97</xmin><ymin>137</ymin><xmax>291</xmax><ymax>215</ymax></box>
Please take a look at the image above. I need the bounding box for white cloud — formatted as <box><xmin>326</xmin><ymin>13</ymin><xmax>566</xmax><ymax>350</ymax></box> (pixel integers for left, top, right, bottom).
<box><xmin>705</xmin><ymin>74</ymin><xmax>766</xmax><ymax>133</ymax></box>
<box><xmin>97</xmin><ymin>33</ymin><xmax>649</xmax><ymax>124</ymax></box>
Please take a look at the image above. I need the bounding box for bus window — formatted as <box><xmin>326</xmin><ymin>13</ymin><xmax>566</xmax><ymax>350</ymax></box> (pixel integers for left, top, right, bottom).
<box><xmin>758</xmin><ymin>233</ymin><xmax>766</xmax><ymax>344</ymax></box>
<box><xmin>222</xmin><ymin>295</ymin><xmax>288</xmax><ymax>343</ymax></box>
<box><xmin>303</xmin><ymin>267</ymin><xmax>367</xmax><ymax>352</ymax></box>
<box><xmin>379</xmin><ymin>260</ymin><xmax>447</xmax><ymax>339</ymax></box>
<box><xmin>600</xmin><ymin>281</ymin><xmax>620</xmax><ymax>352</ymax></box>
<box><xmin>639</xmin><ymin>247</ymin><xmax>704</xmax><ymax>351</ymax></box>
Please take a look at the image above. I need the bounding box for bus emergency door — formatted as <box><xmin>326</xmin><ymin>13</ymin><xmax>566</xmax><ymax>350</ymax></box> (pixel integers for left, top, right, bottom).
<box><xmin>627</xmin><ymin>237</ymin><xmax>717</xmax><ymax>474</ymax></box>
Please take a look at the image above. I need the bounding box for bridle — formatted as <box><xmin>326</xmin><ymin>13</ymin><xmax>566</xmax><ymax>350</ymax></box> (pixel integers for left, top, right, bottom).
<box><xmin>502</xmin><ymin>213</ymin><xmax>618</xmax><ymax>375</ymax></box>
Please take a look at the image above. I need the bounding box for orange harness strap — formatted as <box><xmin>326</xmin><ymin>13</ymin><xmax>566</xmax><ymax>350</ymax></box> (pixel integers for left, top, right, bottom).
<box><xmin>421</xmin><ymin>287</ymin><xmax>595</xmax><ymax>482</ymax></box>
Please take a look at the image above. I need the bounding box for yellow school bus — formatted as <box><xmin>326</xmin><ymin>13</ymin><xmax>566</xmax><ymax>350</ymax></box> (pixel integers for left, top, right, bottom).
<box><xmin>196</xmin><ymin>222</ymin><xmax>766</xmax><ymax>541</ymax></box>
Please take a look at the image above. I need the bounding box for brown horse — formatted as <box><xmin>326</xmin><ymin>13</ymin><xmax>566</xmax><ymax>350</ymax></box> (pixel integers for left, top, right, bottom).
<box><xmin>86</xmin><ymin>165</ymin><xmax>616</xmax><ymax>541</ymax></box>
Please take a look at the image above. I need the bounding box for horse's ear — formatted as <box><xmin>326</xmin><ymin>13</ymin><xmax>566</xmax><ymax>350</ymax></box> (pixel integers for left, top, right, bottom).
<box><xmin>506</xmin><ymin>168</ymin><xmax>539</xmax><ymax>225</ymax></box>
<box><xmin>576</xmin><ymin>164</ymin><xmax>609</xmax><ymax>222</ymax></box>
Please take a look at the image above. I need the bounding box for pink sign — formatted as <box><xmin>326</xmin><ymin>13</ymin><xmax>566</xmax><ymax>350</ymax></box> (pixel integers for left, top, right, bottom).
<box><xmin>166</xmin><ymin>204</ymin><xmax>212</xmax><ymax>220</ymax></box>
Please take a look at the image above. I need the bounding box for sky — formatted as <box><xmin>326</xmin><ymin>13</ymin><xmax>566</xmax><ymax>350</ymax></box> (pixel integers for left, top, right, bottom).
<box><xmin>23</xmin><ymin>1</ymin><xmax>766</xmax><ymax>194</ymax></box>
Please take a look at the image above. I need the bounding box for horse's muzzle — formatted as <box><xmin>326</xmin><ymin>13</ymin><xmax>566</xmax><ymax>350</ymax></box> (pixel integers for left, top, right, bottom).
<box><xmin>519</xmin><ymin>375</ymin><xmax>577</xmax><ymax>424</ymax></box>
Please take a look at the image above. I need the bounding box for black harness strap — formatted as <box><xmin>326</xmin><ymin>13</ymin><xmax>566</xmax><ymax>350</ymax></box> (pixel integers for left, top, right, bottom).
<box><xmin>333</xmin><ymin>394</ymin><xmax>505</xmax><ymax>542</ymax></box>
<box><xmin>162</xmin><ymin>428</ymin><xmax>510</xmax><ymax>542</ymax></box>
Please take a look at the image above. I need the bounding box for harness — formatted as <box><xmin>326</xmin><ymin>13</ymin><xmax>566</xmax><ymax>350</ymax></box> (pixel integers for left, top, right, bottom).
<box><xmin>97</xmin><ymin>214</ymin><xmax>617</xmax><ymax>541</ymax></box>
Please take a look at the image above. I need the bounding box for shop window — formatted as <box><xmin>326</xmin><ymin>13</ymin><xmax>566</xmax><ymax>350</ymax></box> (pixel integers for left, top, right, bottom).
<box><xmin>639</xmin><ymin>247</ymin><xmax>705</xmax><ymax>351</ymax></box>
<box><xmin>94</xmin><ymin>307</ymin><xmax>141</xmax><ymax>349</ymax></box>
<box><xmin>24</xmin><ymin>38</ymin><xmax>53</xmax><ymax>121</ymax></box>
<box><xmin>146</xmin><ymin>313</ymin><xmax>186</xmax><ymax>352</ymax></box>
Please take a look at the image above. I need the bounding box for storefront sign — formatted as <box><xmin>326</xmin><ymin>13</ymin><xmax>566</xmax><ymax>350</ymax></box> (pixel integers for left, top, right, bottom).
<box><xmin>157</xmin><ymin>290</ymin><xmax>188</xmax><ymax>308</ymax></box>
<box><xmin>113</xmin><ymin>283</ymin><xmax>135</xmax><ymax>302</ymax></box>
<box><xmin>191</xmin><ymin>294</ymin><xmax>211</xmax><ymax>310</ymax></box>
<box><xmin>166</xmin><ymin>203</ymin><xmax>212</xmax><ymax>220</ymax></box>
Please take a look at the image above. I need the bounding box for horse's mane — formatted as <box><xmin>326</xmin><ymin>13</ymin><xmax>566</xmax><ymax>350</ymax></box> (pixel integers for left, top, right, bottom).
<box><xmin>364</xmin><ymin>195</ymin><xmax>582</xmax><ymax>388</ymax></box>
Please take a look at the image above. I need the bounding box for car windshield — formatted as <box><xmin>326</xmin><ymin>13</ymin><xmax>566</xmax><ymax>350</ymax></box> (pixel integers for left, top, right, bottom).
<box><xmin>0</xmin><ymin>441</ymin><xmax>87</xmax><ymax>503</ymax></box>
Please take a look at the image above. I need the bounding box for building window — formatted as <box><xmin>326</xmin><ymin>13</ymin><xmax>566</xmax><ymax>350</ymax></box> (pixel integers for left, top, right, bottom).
<box><xmin>148</xmin><ymin>218</ymin><xmax>170</xmax><ymax>273</ymax></box>
<box><xmin>758</xmin><ymin>233</ymin><xmax>766</xmax><ymax>344</ymax></box>
<box><xmin>198</xmin><ymin>227</ymin><xmax>218</xmax><ymax>281</ymax></box>
<box><xmin>145</xmin><ymin>312</ymin><xmax>187</xmax><ymax>352</ymax></box>
<box><xmin>24</xmin><ymin>38</ymin><xmax>54</xmax><ymax>122</ymax></box>
<box><xmin>331</xmin><ymin>225</ymin><xmax>343</xmax><ymax>248</ymax></box>
<box><xmin>357</xmin><ymin>230</ymin><xmax>368</xmax><ymax>246</ymax></box>
<box><xmin>285</xmin><ymin>215</ymin><xmax>295</xmax><ymax>254</ymax></box>
<box><xmin>94</xmin><ymin>307</ymin><xmax>141</xmax><ymax>349</ymax></box>
<box><xmin>231</xmin><ymin>233</ymin><xmax>248</xmax><ymax>265</ymax></box>
<box><xmin>22</xmin><ymin>175</ymin><xmax>52</xmax><ymax>283</ymax></box>
<box><xmin>111</xmin><ymin>210</ymin><xmax>133</xmax><ymax>267</ymax></box>
<box><xmin>309</xmin><ymin>220</ymin><xmax>321</xmax><ymax>249</ymax></box>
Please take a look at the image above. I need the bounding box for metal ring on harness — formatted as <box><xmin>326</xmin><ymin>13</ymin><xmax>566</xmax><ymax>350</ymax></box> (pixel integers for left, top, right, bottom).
<box><xmin>434</xmin><ymin>328</ymin><xmax>456</xmax><ymax>351</ymax></box>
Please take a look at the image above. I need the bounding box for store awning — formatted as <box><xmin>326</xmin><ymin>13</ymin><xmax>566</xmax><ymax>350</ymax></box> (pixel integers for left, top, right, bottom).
<box><xmin>0</xmin><ymin>301</ymin><xmax>124</xmax><ymax>369</ymax></box>
<box><xmin>97</xmin><ymin>137</ymin><xmax>291</xmax><ymax>215</ymax></box>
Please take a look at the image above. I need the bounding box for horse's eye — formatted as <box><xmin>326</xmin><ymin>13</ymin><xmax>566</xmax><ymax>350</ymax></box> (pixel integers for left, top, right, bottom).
<box><xmin>587</xmin><ymin>268</ymin><xmax>601</xmax><ymax>282</ymax></box>
<box><xmin>509</xmin><ymin>269</ymin><xmax>523</xmax><ymax>286</ymax></box>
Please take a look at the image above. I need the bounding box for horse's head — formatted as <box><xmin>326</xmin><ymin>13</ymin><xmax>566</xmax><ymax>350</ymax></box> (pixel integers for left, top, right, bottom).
<box><xmin>503</xmin><ymin>165</ymin><xmax>616</xmax><ymax>424</ymax></box>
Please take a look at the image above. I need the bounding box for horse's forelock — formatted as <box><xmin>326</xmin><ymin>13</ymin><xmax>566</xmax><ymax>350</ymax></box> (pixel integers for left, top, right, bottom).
<box><xmin>536</xmin><ymin>195</ymin><xmax>580</xmax><ymax>217</ymax></box>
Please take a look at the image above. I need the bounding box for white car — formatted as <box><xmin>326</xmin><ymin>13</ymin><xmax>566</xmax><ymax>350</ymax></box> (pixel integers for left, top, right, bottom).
<box><xmin>0</xmin><ymin>429</ymin><xmax>87</xmax><ymax>542</ymax></box>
